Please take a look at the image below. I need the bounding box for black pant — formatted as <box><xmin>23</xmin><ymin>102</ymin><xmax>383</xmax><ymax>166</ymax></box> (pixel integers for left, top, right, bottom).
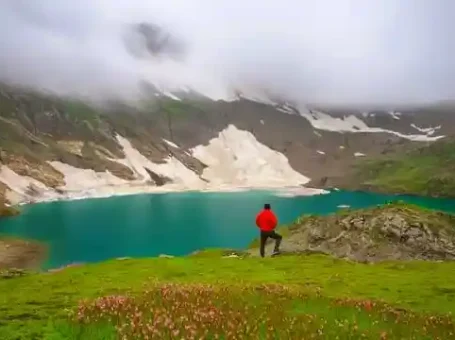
<box><xmin>260</xmin><ymin>230</ymin><xmax>282</xmax><ymax>257</ymax></box>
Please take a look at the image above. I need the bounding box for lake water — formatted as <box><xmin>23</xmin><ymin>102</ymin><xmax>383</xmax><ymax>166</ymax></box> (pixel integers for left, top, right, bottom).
<box><xmin>1</xmin><ymin>190</ymin><xmax>455</xmax><ymax>269</ymax></box>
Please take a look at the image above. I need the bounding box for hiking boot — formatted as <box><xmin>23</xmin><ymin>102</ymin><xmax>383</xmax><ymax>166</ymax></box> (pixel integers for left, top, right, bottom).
<box><xmin>272</xmin><ymin>250</ymin><xmax>281</xmax><ymax>256</ymax></box>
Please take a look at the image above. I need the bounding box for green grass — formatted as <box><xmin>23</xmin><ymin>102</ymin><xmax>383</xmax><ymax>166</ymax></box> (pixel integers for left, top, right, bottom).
<box><xmin>161</xmin><ymin>100</ymin><xmax>190</xmax><ymax>116</ymax></box>
<box><xmin>188</xmin><ymin>248</ymin><xmax>250</xmax><ymax>258</ymax></box>
<box><xmin>1</xmin><ymin>254</ymin><xmax>455</xmax><ymax>338</ymax></box>
<box><xmin>44</xmin><ymin>322</ymin><xmax>117</xmax><ymax>340</ymax></box>
<box><xmin>63</xmin><ymin>101</ymin><xmax>101</xmax><ymax>126</ymax></box>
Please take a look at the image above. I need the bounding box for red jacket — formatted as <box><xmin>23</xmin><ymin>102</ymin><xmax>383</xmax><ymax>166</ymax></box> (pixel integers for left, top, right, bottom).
<box><xmin>255</xmin><ymin>209</ymin><xmax>278</xmax><ymax>232</ymax></box>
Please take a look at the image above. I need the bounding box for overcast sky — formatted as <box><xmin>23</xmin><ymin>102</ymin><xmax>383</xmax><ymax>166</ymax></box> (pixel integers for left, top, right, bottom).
<box><xmin>1</xmin><ymin>0</ymin><xmax>455</xmax><ymax>106</ymax></box>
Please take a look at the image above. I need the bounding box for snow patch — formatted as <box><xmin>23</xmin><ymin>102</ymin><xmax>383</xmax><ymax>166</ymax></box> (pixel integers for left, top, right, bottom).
<box><xmin>314</xmin><ymin>130</ymin><xmax>322</xmax><ymax>137</ymax></box>
<box><xmin>354</xmin><ymin>152</ymin><xmax>366</xmax><ymax>157</ymax></box>
<box><xmin>46</xmin><ymin>161</ymin><xmax>171</xmax><ymax>202</ymax></box>
<box><xmin>277</xmin><ymin>108</ymin><xmax>290</xmax><ymax>114</ymax></box>
<box><xmin>163</xmin><ymin>91</ymin><xmax>181</xmax><ymax>101</ymax></box>
<box><xmin>276</xmin><ymin>104</ymin><xmax>295</xmax><ymax>114</ymax></box>
<box><xmin>411</xmin><ymin>123</ymin><xmax>441</xmax><ymax>136</ymax></box>
<box><xmin>163</xmin><ymin>139</ymin><xmax>179</xmax><ymax>149</ymax></box>
<box><xmin>388</xmin><ymin>111</ymin><xmax>401</xmax><ymax>120</ymax></box>
<box><xmin>299</xmin><ymin>109</ymin><xmax>445</xmax><ymax>142</ymax></box>
<box><xmin>300</xmin><ymin>110</ymin><xmax>369</xmax><ymax>131</ymax></box>
<box><xmin>273</xmin><ymin>187</ymin><xmax>328</xmax><ymax>197</ymax></box>
<box><xmin>235</xmin><ymin>92</ymin><xmax>277</xmax><ymax>106</ymax></box>
<box><xmin>260</xmin><ymin>119</ymin><xmax>265</xmax><ymax>125</ymax></box>
<box><xmin>339</xmin><ymin>145</ymin><xmax>345</xmax><ymax>149</ymax></box>
<box><xmin>316</xmin><ymin>150</ymin><xmax>325</xmax><ymax>155</ymax></box>
<box><xmin>0</xmin><ymin>166</ymin><xmax>60</xmax><ymax>204</ymax></box>
<box><xmin>114</xmin><ymin>135</ymin><xmax>203</xmax><ymax>187</ymax></box>
<box><xmin>191</xmin><ymin>124</ymin><xmax>310</xmax><ymax>187</ymax></box>
<box><xmin>49</xmin><ymin>161</ymin><xmax>128</xmax><ymax>192</ymax></box>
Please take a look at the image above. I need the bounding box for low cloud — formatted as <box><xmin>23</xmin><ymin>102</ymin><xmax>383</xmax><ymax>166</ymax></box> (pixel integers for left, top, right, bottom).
<box><xmin>1</xmin><ymin>0</ymin><xmax>455</xmax><ymax>106</ymax></box>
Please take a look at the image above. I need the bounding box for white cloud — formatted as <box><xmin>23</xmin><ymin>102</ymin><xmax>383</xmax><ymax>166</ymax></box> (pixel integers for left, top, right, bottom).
<box><xmin>0</xmin><ymin>0</ymin><xmax>454</xmax><ymax>105</ymax></box>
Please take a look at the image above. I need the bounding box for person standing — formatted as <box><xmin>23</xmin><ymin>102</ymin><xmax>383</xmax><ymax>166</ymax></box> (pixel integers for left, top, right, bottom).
<box><xmin>255</xmin><ymin>203</ymin><xmax>282</xmax><ymax>257</ymax></box>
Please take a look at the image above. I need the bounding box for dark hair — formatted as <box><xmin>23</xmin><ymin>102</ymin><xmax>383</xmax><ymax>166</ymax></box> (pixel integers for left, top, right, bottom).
<box><xmin>264</xmin><ymin>203</ymin><xmax>271</xmax><ymax>210</ymax></box>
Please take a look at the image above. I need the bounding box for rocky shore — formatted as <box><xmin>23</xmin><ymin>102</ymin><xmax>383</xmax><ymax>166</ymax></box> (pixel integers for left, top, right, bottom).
<box><xmin>0</xmin><ymin>237</ymin><xmax>47</xmax><ymax>270</ymax></box>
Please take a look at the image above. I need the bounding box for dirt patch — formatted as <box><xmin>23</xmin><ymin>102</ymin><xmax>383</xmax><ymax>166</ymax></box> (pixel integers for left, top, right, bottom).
<box><xmin>0</xmin><ymin>238</ymin><xmax>47</xmax><ymax>270</ymax></box>
<box><xmin>57</xmin><ymin>140</ymin><xmax>84</xmax><ymax>157</ymax></box>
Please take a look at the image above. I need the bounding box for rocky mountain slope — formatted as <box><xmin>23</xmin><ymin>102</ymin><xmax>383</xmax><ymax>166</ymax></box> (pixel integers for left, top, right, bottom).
<box><xmin>252</xmin><ymin>202</ymin><xmax>455</xmax><ymax>262</ymax></box>
<box><xmin>0</xmin><ymin>84</ymin><xmax>453</xmax><ymax>204</ymax></box>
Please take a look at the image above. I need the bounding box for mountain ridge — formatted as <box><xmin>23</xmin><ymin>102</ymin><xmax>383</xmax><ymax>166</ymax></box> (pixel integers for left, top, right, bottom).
<box><xmin>0</xmin><ymin>84</ymin><xmax>454</xmax><ymax>204</ymax></box>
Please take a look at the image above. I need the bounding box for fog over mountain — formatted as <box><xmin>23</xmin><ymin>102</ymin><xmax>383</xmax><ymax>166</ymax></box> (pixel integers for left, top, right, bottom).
<box><xmin>1</xmin><ymin>0</ymin><xmax>455</xmax><ymax>106</ymax></box>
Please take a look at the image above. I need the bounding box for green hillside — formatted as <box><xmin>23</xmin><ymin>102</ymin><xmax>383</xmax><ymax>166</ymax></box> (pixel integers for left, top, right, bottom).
<box><xmin>350</xmin><ymin>138</ymin><xmax>455</xmax><ymax>197</ymax></box>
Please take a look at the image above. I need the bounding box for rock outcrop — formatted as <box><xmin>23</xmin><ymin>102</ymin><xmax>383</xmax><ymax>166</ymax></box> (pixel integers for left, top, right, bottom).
<box><xmin>252</xmin><ymin>202</ymin><xmax>455</xmax><ymax>262</ymax></box>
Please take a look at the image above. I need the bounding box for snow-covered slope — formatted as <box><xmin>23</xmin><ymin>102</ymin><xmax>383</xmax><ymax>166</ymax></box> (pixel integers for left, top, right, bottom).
<box><xmin>0</xmin><ymin>83</ymin><xmax>453</xmax><ymax>205</ymax></box>
<box><xmin>0</xmin><ymin>125</ymin><xmax>321</xmax><ymax>204</ymax></box>
<box><xmin>191</xmin><ymin>125</ymin><xmax>310</xmax><ymax>187</ymax></box>
<box><xmin>113</xmin><ymin>134</ymin><xmax>204</xmax><ymax>187</ymax></box>
<box><xmin>297</xmin><ymin>109</ymin><xmax>445</xmax><ymax>142</ymax></box>
<box><xmin>410</xmin><ymin>123</ymin><xmax>441</xmax><ymax>136</ymax></box>
<box><xmin>0</xmin><ymin>166</ymin><xmax>58</xmax><ymax>203</ymax></box>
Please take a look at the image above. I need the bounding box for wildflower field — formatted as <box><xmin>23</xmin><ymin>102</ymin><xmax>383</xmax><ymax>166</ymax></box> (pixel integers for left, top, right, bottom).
<box><xmin>1</xmin><ymin>253</ymin><xmax>455</xmax><ymax>339</ymax></box>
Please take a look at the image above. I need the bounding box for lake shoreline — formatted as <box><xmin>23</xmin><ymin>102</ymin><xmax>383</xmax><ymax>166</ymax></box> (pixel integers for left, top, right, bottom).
<box><xmin>12</xmin><ymin>184</ymin><xmax>329</xmax><ymax>206</ymax></box>
<box><xmin>312</xmin><ymin>183</ymin><xmax>455</xmax><ymax>200</ymax></box>
<box><xmin>0</xmin><ymin>237</ymin><xmax>47</xmax><ymax>270</ymax></box>
<box><xmin>4</xmin><ymin>189</ymin><xmax>455</xmax><ymax>271</ymax></box>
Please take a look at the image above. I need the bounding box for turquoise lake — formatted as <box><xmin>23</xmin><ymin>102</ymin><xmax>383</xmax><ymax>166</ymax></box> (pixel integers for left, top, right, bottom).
<box><xmin>1</xmin><ymin>190</ymin><xmax>455</xmax><ymax>269</ymax></box>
